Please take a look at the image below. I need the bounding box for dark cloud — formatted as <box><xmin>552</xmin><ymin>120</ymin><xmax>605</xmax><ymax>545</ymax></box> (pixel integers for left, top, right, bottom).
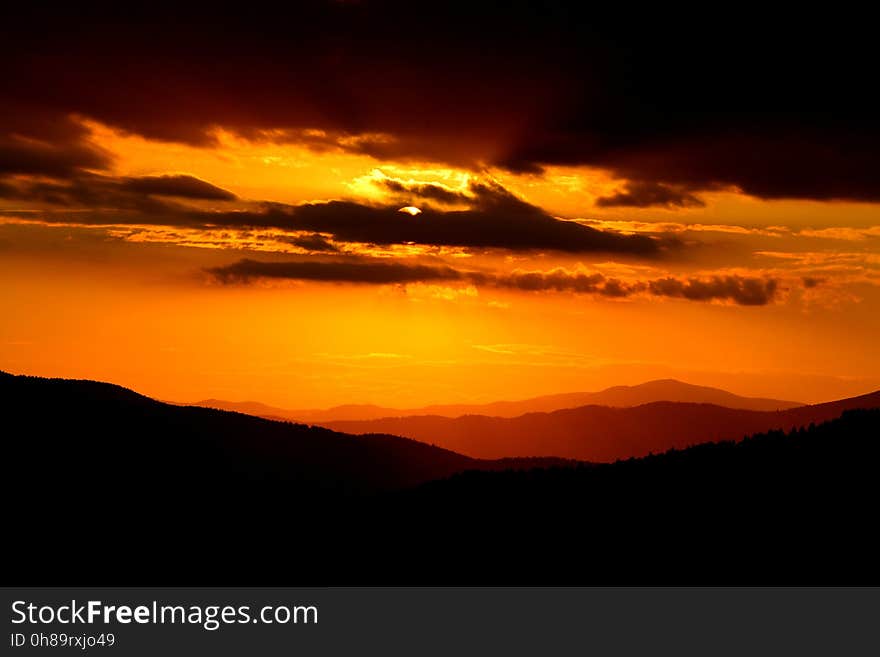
<box><xmin>207</xmin><ymin>258</ymin><xmax>464</xmax><ymax>285</ymax></box>
<box><xmin>120</xmin><ymin>175</ymin><xmax>237</xmax><ymax>201</ymax></box>
<box><xmin>208</xmin><ymin>256</ymin><xmax>782</xmax><ymax>306</ymax></box>
<box><xmin>493</xmin><ymin>270</ymin><xmax>607</xmax><ymax>294</ymax></box>
<box><xmin>280</xmin><ymin>233</ymin><xmax>339</xmax><ymax>252</ymax></box>
<box><xmin>203</xmin><ymin>182</ymin><xmax>662</xmax><ymax>255</ymax></box>
<box><xmin>802</xmin><ymin>276</ymin><xmax>825</xmax><ymax>289</ymax></box>
<box><xmin>5</xmin><ymin>176</ymin><xmax>665</xmax><ymax>255</ymax></box>
<box><xmin>2</xmin><ymin>4</ymin><xmax>877</xmax><ymax>201</ymax></box>
<box><xmin>0</xmin><ymin>175</ymin><xmax>179</xmax><ymax>214</ymax></box>
<box><xmin>595</xmin><ymin>181</ymin><xmax>705</xmax><ymax>209</ymax></box>
<box><xmin>0</xmin><ymin>135</ymin><xmax>112</xmax><ymax>177</ymax></box>
<box><xmin>0</xmin><ymin>173</ymin><xmax>235</xmax><ymax>218</ymax></box>
<box><xmin>492</xmin><ymin>270</ymin><xmax>778</xmax><ymax>305</ymax></box>
<box><xmin>0</xmin><ymin>106</ymin><xmax>114</xmax><ymax>183</ymax></box>
<box><xmin>379</xmin><ymin>179</ymin><xmax>470</xmax><ymax>205</ymax></box>
<box><xmin>593</xmin><ymin>136</ymin><xmax>880</xmax><ymax>203</ymax></box>
<box><xmin>647</xmin><ymin>276</ymin><xmax>778</xmax><ymax>306</ymax></box>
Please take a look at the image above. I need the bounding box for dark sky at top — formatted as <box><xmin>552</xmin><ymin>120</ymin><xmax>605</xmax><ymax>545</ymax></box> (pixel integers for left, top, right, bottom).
<box><xmin>3</xmin><ymin>2</ymin><xmax>878</xmax><ymax>201</ymax></box>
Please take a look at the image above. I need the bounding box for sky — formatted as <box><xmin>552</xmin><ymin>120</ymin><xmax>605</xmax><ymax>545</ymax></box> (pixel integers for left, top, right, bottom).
<box><xmin>2</xmin><ymin>3</ymin><xmax>879</xmax><ymax>407</ymax></box>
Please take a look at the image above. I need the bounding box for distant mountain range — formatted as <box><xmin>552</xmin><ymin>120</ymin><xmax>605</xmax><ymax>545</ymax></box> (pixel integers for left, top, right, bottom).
<box><xmin>4</xmin><ymin>369</ymin><xmax>878</xmax><ymax>584</ymax></box>
<box><xmin>323</xmin><ymin>390</ymin><xmax>880</xmax><ymax>461</ymax></box>
<box><xmin>395</xmin><ymin>408</ymin><xmax>880</xmax><ymax>583</ymax></box>
<box><xmin>0</xmin><ymin>371</ymin><xmax>574</xmax><ymax>494</ymax></box>
<box><xmin>194</xmin><ymin>379</ymin><xmax>803</xmax><ymax>422</ymax></box>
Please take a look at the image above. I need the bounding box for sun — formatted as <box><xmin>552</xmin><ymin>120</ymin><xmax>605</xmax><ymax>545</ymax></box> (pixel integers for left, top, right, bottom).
<box><xmin>398</xmin><ymin>206</ymin><xmax>422</xmax><ymax>216</ymax></box>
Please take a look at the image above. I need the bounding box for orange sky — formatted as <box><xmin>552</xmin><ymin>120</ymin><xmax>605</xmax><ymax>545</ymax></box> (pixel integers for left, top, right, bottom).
<box><xmin>2</xmin><ymin>119</ymin><xmax>879</xmax><ymax>407</ymax></box>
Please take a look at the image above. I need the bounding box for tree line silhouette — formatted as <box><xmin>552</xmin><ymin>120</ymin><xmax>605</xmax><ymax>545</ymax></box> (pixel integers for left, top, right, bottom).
<box><xmin>3</xmin><ymin>372</ymin><xmax>877</xmax><ymax>585</ymax></box>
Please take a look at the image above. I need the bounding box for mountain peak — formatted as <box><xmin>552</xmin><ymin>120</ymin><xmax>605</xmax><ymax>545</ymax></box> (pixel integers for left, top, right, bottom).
<box><xmin>192</xmin><ymin>378</ymin><xmax>805</xmax><ymax>423</ymax></box>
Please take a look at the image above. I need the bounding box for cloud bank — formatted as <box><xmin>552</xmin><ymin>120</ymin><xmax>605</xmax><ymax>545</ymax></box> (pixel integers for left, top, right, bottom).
<box><xmin>3</xmin><ymin>4</ymin><xmax>878</xmax><ymax>202</ymax></box>
<box><xmin>208</xmin><ymin>258</ymin><xmax>781</xmax><ymax>306</ymax></box>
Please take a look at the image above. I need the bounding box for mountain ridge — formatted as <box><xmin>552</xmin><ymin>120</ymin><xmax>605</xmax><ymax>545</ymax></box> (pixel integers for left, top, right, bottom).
<box><xmin>193</xmin><ymin>378</ymin><xmax>803</xmax><ymax>423</ymax></box>
<box><xmin>0</xmin><ymin>371</ymin><xmax>581</xmax><ymax>493</ymax></box>
<box><xmin>322</xmin><ymin>390</ymin><xmax>880</xmax><ymax>461</ymax></box>
<box><xmin>5</xmin><ymin>368</ymin><xmax>878</xmax><ymax>584</ymax></box>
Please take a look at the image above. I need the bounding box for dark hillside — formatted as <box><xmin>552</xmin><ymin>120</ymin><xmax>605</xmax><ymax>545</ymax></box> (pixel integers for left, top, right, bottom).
<box><xmin>3</xmin><ymin>372</ymin><xmax>877</xmax><ymax>584</ymax></box>
<box><xmin>324</xmin><ymin>391</ymin><xmax>880</xmax><ymax>460</ymax></box>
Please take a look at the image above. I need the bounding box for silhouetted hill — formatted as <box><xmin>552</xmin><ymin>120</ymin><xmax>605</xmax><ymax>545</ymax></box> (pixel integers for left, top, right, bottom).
<box><xmin>323</xmin><ymin>390</ymin><xmax>880</xmax><ymax>460</ymax></box>
<box><xmin>194</xmin><ymin>379</ymin><xmax>802</xmax><ymax>422</ymax></box>
<box><xmin>0</xmin><ymin>372</ymin><xmax>574</xmax><ymax>493</ymax></box>
<box><xmin>193</xmin><ymin>398</ymin><xmax>406</xmax><ymax>422</ymax></box>
<box><xmin>3</xmin><ymin>371</ymin><xmax>878</xmax><ymax>584</ymax></box>
<box><xmin>390</xmin><ymin>409</ymin><xmax>880</xmax><ymax>583</ymax></box>
<box><xmin>544</xmin><ymin>379</ymin><xmax>802</xmax><ymax>411</ymax></box>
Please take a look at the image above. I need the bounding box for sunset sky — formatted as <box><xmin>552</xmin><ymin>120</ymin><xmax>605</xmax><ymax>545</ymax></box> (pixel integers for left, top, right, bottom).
<box><xmin>2</xmin><ymin>3</ymin><xmax>879</xmax><ymax>407</ymax></box>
